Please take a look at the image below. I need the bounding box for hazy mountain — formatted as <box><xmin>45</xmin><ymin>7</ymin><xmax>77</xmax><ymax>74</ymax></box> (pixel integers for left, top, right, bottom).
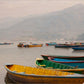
<box><xmin>0</xmin><ymin>4</ymin><xmax>84</xmax><ymax>41</ymax></box>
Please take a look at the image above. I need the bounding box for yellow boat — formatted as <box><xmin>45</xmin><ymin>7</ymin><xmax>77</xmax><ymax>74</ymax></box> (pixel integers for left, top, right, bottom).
<box><xmin>5</xmin><ymin>64</ymin><xmax>84</xmax><ymax>84</ymax></box>
<box><xmin>17</xmin><ymin>43</ymin><xmax>43</xmax><ymax>48</ymax></box>
<box><xmin>28</xmin><ymin>44</ymin><xmax>43</xmax><ymax>47</ymax></box>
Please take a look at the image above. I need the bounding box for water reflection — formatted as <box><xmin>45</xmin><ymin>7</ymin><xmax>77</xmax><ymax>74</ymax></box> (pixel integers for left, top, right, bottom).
<box><xmin>5</xmin><ymin>73</ymin><xmax>45</xmax><ymax>84</ymax></box>
<box><xmin>72</xmin><ymin>50</ymin><xmax>84</xmax><ymax>53</ymax></box>
<box><xmin>5</xmin><ymin>73</ymin><xmax>15</xmax><ymax>84</ymax></box>
<box><xmin>54</xmin><ymin>47</ymin><xmax>71</xmax><ymax>51</ymax></box>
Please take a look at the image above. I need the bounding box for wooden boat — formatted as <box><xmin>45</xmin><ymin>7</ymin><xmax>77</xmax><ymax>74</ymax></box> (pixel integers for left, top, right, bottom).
<box><xmin>17</xmin><ymin>43</ymin><xmax>24</xmax><ymax>47</ymax></box>
<box><xmin>46</xmin><ymin>42</ymin><xmax>57</xmax><ymax>46</ymax></box>
<box><xmin>28</xmin><ymin>44</ymin><xmax>43</xmax><ymax>47</ymax></box>
<box><xmin>36</xmin><ymin>58</ymin><xmax>84</xmax><ymax>74</ymax></box>
<box><xmin>0</xmin><ymin>43</ymin><xmax>13</xmax><ymax>45</ymax></box>
<box><xmin>55</xmin><ymin>44</ymin><xmax>79</xmax><ymax>48</ymax></box>
<box><xmin>17</xmin><ymin>43</ymin><xmax>43</xmax><ymax>48</ymax></box>
<box><xmin>72</xmin><ymin>47</ymin><xmax>84</xmax><ymax>50</ymax></box>
<box><xmin>48</xmin><ymin>57</ymin><xmax>84</xmax><ymax>68</ymax></box>
<box><xmin>41</xmin><ymin>54</ymin><xmax>84</xmax><ymax>60</ymax></box>
<box><xmin>5</xmin><ymin>64</ymin><xmax>84</xmax><ymax>84</ymax></box>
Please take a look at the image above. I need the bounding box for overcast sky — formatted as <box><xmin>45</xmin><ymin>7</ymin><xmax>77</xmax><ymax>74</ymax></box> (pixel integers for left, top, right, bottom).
<box><xmin>0</xmin><ymin>0</ymin><xmax>84</xmax><ymax>19</ymax></box>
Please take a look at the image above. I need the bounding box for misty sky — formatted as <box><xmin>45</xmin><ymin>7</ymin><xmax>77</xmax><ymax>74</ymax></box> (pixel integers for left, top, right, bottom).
<box><xmin>0</xmin><ymin>0</ymin><xmax>84</xmax><ymax>19</ymax></box>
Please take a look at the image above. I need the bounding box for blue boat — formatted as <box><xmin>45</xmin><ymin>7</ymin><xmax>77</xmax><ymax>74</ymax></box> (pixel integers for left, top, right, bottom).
<box><xmin>55</xmin><ymin>44</ymin><xmax>79</xmax><ymax>48</ymax></box>
<box><xmin>46</xmin><ymin>42</ymin><xmax>57</xmax><ymax>46</ymax></box>
<box><xmin>72</xmin><ymin>47</ymin><xmax>84</xmax><ymax>50</ymax></box>
<box><xmin>48</xmin><ymin>57</ymin><xmax>84</xmax><ymax>68</ymax></box>
<box><xmin>0</xmin><ymin>43</ymin><xmax>13</xmax><ymax>45</ymax></box>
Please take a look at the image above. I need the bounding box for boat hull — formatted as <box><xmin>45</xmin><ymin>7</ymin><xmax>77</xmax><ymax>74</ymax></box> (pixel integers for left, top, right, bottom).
<box><xmin>49</xmin><ymin>58</ymin><xmax>84</xmax><ymax>68</ymax></box>
<box><xmin>0</xmin><ymin>43</ymin><xmax>13</xmax><ymax>45</ymax></box>
<box><xmin>46</xmin><ymin>42</ymin><xmax>57</xmax><ymax>46</ymax></box>
<box><xmin>28</xmin><ymin>44</ymin><xmax>43</xmax><ymax>47</ymax></box>
<box><xmin>36</xmin><ymin>59</ymin><xmax>84</xmax><ymax>74</ymax></box>
<box><xmin>55</xmin><ymin>44</ymin><xmax>79</xmax><ymax>48</ymax></box>
<box><xmin>62</xmin><ymin>62</ymin><xmax>84</xmax><ymax>68</ymax></box>
<box><xmin>72</xmin><ymin>47</ymin><xmax>84</xmax><ymax>50</ymax></box>
<box><xmin>17</xmin><ymin>44</ymin><xmax>43</xmax><ymax>48</ymax></box>
<box><xmin>5</xmin><ymin>64</ymin><xmax>84</xmax><ymax>84</ymax></box>
<box><xmin>7</xmin><ymin>72</ymin><xmax>84</xmax><ymax>84</ymax></box>
<box><xmin>41</xmin><ymin>55</ymin><xmax>84</xmax><ymax>60</ymax></box>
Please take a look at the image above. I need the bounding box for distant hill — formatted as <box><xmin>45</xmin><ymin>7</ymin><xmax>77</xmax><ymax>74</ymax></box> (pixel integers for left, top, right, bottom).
<box><xmin>0</xmin><ymin>4</ymin><xmax>84</xmax><ymax>41</ymax></box>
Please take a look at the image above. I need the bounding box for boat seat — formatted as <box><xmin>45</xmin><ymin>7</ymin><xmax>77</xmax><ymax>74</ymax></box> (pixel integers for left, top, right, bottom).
<box><xmin>63</xmin><ymin>66</ymin><xmax>69</xmax><ymax>69</ymax></box>
<box><xmin>59</xmin><ymin>65</ymin><xmax>64</xmax><ymax>69</ymax></box>
<box><xmin>46</xmin><ymin>62</ymin><xmax>51</xmax><ymax>67</ymax></box>
<box><xmin>55</xmin><ymin>63</ymin><xmax>60</xmax><ymax>69</ymax></box>
<box><xmin>52</xmin><ymin>63</ymin><xmax>57</xmax><ymax>68</ymax></box>
<box><xmin>40</xmin><ymin>65</ymin><xmax>46</xmax><ymax>67</ymax></box>
<box><xmin>58</xmin><ymin>64</ymin><xmax>62</xmax><ymax>69</ymax></box>
<box><xmin>67</xmin><ymin>66</ymin><xmax>71</xmax><ymax>69</ymax></box>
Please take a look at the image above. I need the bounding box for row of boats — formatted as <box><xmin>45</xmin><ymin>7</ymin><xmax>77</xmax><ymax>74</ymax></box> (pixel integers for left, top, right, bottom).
<box><xmin>46</xmin><ymin>42</ymin><xmax>84</xmax><ymax>50</ymax></box>
<box><xmin>5</xmin><ymin>54</ymin><xmax>84</xmax><ymax>83</ymax></box>
<box><xmin>17</xmin><ymin>42</ymin><xmax>84</xmax><ymax>50</ymax></box>
<box><xmin>1</xmin><ymin>41</ymin><xmax>84</xmax><ymax>50</ymax></box>
<box><xmin>2</xmin><ymin>41</ymin><xmax>84</xmax><ymax>83</ymax></box>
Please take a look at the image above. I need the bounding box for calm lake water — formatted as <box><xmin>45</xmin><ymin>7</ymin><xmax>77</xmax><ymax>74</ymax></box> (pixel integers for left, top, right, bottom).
<box><xmin>0</xmin><ymin>42</ymin><xmax>84</xmax><ymax>84</ymax></box>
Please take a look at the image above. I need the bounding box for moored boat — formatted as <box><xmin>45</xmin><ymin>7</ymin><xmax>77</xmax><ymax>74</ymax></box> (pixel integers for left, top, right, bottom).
<box><xmin>72</xmin><ymin>47</ymin><xmax>84</xmax><ymax>50</ymax></box>
<box><xmin>17</xmin><ymin>43</ymin><xmax>43</xmax><ymax>48</ymax></box>
<box><xmin>36</xmin><ymin>58</ymin><xmax>84</xmax><ymax>74</ymax></box>
<box><xmin>41</xmin><ymin>54</ymin><xmax>84</xmax><ymax>60</ymax></box>
<box><xmin>17</xmin><ymin>43</ymin><xmax>25</xmax><ymax>47</ymax></box>
<box><xmin>5</xmin><ymin>64</ymin><xmax>84</xmax><ymax>84</ymax></box>
<box><xmin>0</xmin><ymin>43</ymin><xmax>13</xmax><ymax>45</ymax></box>
<box><xmin>28</xmin><ymin>44</ymin><xmax>43</xmax><ymax>47</ymax></box>
<box><xmin>55</xmin><ymin>44</ymin><xmax>79</xmax><ymax>48</ymax></box>
<box><xmin>48</xmin><ymin>57</ymin><xmax>84</xmax><ymax>68</ymax></box>
<box><xmin>46</xmin><ymin>42</ymin><xmax>57</xmax><ymax>46</ymax></box>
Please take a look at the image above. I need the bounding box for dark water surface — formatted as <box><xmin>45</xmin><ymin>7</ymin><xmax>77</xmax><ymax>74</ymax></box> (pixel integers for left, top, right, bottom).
<box><xmin>0</xmin><ymin>44</ymin><xmax>84</xmax><ymax>84</ymax></box>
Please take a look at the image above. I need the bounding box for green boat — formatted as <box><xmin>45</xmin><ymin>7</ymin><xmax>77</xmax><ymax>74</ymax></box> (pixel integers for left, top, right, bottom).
<box><xmin>36</xmin><ymin>58</ymin><xmax>84</xmax><ymax>74</ymax></box>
